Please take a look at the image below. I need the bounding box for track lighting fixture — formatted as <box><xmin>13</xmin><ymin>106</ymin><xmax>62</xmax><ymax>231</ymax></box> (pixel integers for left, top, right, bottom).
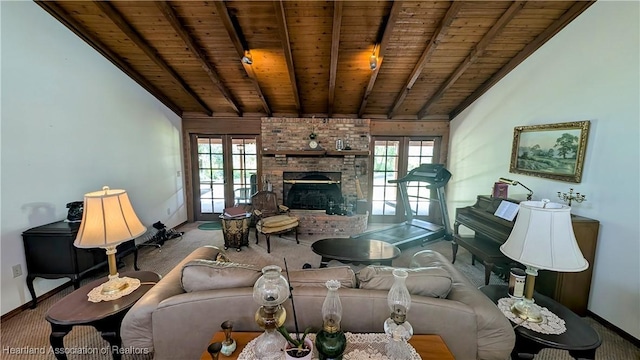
<box><xmin>242</xmin><ymin>50</ymin><xmax>253</xmax><ymax>65</ymax></box>
<box><xmin>369</xmin><ymin>44</ymin><xmax>378</xmax><ymax>70</ymax></box>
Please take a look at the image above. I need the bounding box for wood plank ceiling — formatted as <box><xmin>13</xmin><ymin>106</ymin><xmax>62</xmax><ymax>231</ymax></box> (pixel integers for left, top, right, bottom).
<box><xmin>37</xmin><ymin>1</ymin><xmax>594</xmax><ymax>120</ymax></box>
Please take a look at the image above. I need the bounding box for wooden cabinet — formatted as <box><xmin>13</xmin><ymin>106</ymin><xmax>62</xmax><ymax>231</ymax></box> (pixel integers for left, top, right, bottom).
<box><xmin>535</xmin><ymin>215</ymin><xmax>599</xmax><ymax>316</ymax></box>
<box><xmin>22</xmin><ymin>220</ymin><xmax>138</xmax><ymax>308</ymax></box>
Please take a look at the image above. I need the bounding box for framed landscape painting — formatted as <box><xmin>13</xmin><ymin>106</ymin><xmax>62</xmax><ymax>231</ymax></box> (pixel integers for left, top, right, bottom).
<box><xmin>509</xmin><ymin>121</ymin><xmax>590</xmax><ymax>183</ymax></box>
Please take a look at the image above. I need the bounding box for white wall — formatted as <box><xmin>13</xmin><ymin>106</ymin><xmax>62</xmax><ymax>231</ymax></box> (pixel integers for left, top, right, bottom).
<box><xmin>447</xmin><ymin>1</ymin><xmax>639</xmax><ymax>339</ymax></box>
<box><xmin>0</xmin><ymin>2</ymin><xmax>187</xmax><ymax>315</ymax></box>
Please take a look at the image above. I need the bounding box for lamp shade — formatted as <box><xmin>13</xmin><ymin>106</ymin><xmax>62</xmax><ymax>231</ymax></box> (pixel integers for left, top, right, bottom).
<box><xmin>74</xmin><ymin>187</ymin><xmax>146</xmax><ymax>249</ymax></box>
<box><xmin>500</xmin><ymin>200</ymin><xmax>588</xmax><ymax>272</ymax></box>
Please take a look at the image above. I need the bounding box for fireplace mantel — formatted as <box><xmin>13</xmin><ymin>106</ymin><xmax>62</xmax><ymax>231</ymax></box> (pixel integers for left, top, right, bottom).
<box><xmin>262</xmin><ymin>149</ymin><xmax>369</xmax><ymax>157</ymax></box>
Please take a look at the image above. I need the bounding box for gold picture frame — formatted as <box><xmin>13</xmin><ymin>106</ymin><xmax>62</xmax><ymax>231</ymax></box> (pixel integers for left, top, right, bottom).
<box><xmin>510</xmin><ymin>121</ymin><xmax>590</xmax><ymax>183</ymax></box>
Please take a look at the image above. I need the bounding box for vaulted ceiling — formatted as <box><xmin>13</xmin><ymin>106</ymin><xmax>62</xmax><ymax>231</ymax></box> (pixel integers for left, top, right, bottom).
<box><xmin>37</xmin><ymin>1</ymin><xmax>594</xmax><ymax>120</ymax></box>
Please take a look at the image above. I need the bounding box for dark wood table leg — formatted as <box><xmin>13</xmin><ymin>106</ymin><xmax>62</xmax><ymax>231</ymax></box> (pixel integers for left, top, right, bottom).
<box><xmin>100</xmin><ymin>330</ymin><xmax>122</xmax><ymax>360</ymax></box>
<box><xmin>27</xmin><ymin>274</ymin><xmax>37</xmax><ymax>309</ymax></box>
<box><xmin>94</xmin><ymin>315</ymin><xmax>127</xmax><ymax>360</ymax></box>
<box><xmin>451</xmin><ymin>241</ymin><xmax>459</xmax><ymax>264</ymax></box>
<box><xmin>512</xmin><ymin>333</ymin><xmax>544</xmax><ymax>360</ymax></box>
<box><xmin>49</xmin><ymin>323</ymin><xmax>73</xmax><ymax>360</ymax></box>
<box><xmin>484</xmin><ymin>261</ymin><xmax>494</xmax><ymax>285</ymax></box>
<box><xmin>71</xmin><ymin>276</ymin><xmax>80</xmax><ymax>290</ymax></box>
<box><xmin>133</xmin><ymin>248</ymin><xmax>140</xmax><ymax>270</ymax></box>
<box><xmin>320</xmin><ymin>257</ymin><xmax>330</xmax><ymax>268</ymax></box>
<box><xmin>568</xmin><ymin>349</ymin><xmax>597</xmax><ymax>360</ymax></box>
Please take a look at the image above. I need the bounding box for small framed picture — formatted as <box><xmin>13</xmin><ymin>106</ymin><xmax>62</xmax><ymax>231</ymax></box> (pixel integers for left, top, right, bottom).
<box><xmin>493</xmin><ymin>182</ymin><xmax>509</xmax><ymax>199</ymax></box>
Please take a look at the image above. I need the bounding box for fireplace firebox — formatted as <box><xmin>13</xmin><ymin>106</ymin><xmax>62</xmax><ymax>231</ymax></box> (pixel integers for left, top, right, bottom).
<box><xmin>283</xmin><ymin>172</ymin><xmax>342</xmax><ymax>210</ymax></box>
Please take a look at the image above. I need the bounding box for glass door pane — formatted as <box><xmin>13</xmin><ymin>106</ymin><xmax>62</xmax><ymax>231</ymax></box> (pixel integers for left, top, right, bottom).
<box><xmin>371</xmin><ymin>140</ymin><xmax>400</xmax><ymax>221</ymax></box>
<box><xmin>196</xmin><ymin>137</ymin><xmax>225</xmax><ymax>220</ymax></box>
<box><xmin>231</xmin><ymin>137</ymin><xmax>258</xmax><ymax>206</ymax></box>
<box><xmin>405</xmin><ymin>139</ymin><xmax>436</xmax><ymax>217</ymax></box>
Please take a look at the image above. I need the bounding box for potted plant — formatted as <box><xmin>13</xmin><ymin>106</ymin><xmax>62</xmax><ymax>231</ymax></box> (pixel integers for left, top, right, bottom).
<box><xmin>277</xmin><ymin>325</ymin><xmax>313</xmax><ymax>359</ymax></box>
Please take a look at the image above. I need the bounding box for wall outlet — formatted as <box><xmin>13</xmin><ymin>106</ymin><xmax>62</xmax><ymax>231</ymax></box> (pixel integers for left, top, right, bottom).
<box><xmin>166</xmin><ymin>208</ymin><xmax>171</xmax><ymax>215</ymax></box>
<box><xmin>12</xmin><ymin>264</ymin><xmax>22</xmax><ymax>278</ymax></box>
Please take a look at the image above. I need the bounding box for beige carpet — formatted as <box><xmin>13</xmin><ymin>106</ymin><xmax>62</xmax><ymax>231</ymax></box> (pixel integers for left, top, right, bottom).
<box><xmin>1</xmin><ymin>223</ymin><xmax>637</xmax><ymax>359</ymax></box>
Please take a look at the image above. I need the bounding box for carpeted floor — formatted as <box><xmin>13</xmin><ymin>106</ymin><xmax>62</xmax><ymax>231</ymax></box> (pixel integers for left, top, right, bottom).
<box><xmin>1</xmin><ymin>222</ymin><xmax>637</xmax><ymax>359</ymax></box>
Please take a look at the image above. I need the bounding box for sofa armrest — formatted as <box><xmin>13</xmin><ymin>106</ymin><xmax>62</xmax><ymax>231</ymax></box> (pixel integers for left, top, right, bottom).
<box><xmin>411</xmin><ymin>250</ymin><xmax>515</xmax><ymax>360</ymax></box>
<box><xmin>120</xmin><ymin>246</ymin><xmax>223</xmax><ymax>352</ymax></box>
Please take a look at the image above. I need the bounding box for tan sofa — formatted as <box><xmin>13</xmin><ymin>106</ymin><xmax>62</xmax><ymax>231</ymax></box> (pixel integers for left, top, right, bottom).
<box><xmin>121</xmin><ymin>246</ymin><xmax>514</xmax><ymax>360</ymax></box>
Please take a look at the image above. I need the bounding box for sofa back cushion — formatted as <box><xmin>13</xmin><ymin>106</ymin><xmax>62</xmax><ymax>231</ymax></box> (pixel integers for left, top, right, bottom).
<box><xmin>181</xmin><ymin>259</ymin><xmax>261</xmax><ymax>292</ymax></box>
<box><xmin>357</xmin><ymin>266</ymin><xmax>453</xmax><ymax>298</ymax></box>
<box><xmin>287</xmin><ymin>266</ymin><xmax>356</xmax><ymax>288</ymax></box>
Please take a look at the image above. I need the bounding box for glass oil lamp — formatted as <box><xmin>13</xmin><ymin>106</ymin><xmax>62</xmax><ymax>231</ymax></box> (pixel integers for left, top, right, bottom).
<box><xmin>315</xmin><ymin>279</ymin><xmax>347</xmax><ymax>360</ymax></box>
<box><xmin>383</xmin><ymin>269</ymin><xmax>413</xmax><ymax>358</ymax></box>
<box><xmin>253</xmin><ymin>265</ymin><xmax>290</xmax><ymax>360</ymax></box>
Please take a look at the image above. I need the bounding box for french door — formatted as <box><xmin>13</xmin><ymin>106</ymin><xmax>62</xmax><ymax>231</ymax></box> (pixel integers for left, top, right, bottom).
<box><xmin>370</xmin><ymin>137</ymin><xmax>441</xmax><ymax>224</ymax></box>
<box><xmin>192</xmin><ymin>135</ymin><xmax>258</xmax><ymax>221</ymax></box>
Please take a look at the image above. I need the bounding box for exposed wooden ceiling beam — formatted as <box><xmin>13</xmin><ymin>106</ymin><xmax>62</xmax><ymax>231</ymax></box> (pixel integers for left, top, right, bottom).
<box><xmin>93</xmin><ymin>1</ymin><xmax>212</xmax><ymax>116</ymax></box>
<box><xmin>327</xmin><ymin>1</ymin><xmax>343</xmax><ymax>117</ymax></box>
<box><xmin>388</xmin><ymin>1</ymin><xmax>463</xmax><ymax>118</ymax></box>
<box><xmin>155</xmin><ymin>1</ymin><xmax>241</xmax><ymax>116</ymax></box>
<box><xmin>449</xmin><ymin>1</ymin><xmax>596</xmax><ymax>119</ymax></box>
<box><xmin>273</xmin><ymin>1</ymin><xmax>300</xmax><ymax>115</ymax></box>
<box><xmin>35</xmin><ymin>1</ymin><xmax>183</xmax><ymax>117</ymax></box>
<box><xmin>417</xmin><ymin>1</ymin><xmax>525</xmax><ymax>119</ymax></box>
<box><xmin>358</xmin><ymin>1</ymin><xmax>403</xmax><ymax>118</ymax></box>
<box><xmin>214</xmin><ymin>1</ymin><xmax>272</xmax><ymax>116</ymax></box>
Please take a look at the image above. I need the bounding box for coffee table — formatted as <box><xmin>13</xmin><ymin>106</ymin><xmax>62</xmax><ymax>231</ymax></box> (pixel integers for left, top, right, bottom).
<box><xmin>479</xmin><ymin>285</ymin><xmax>601</xmax><ymax>360</ymax></box>
<box><xmin>45</xmin><ymin>271</ymin><xmax>160</xmax><ymax>360</ymax></box>
<box><xmin>311</xmin><ymin>238</ymin><xmax>401</xmax><ymax>268</ymax></box>
<box><xmin>200</xmin><ymin>332</ymin><xmax>454</xmax><ymax>360</ymax></box>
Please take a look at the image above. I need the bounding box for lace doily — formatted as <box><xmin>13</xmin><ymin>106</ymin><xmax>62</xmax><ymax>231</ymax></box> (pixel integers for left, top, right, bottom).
<box><xmin>498</xmin><ymin>297</ymin><xmax>566</xmax><ymax>335</ymax></box>
<box><xmin>87</xmin><ymin>277</ymin><xmax>141</xmax><ymax>303</ymax></box>
<box><xmin>237</xmin><ymin>333</ymin><xmax>421</xmax><ymax>360</ymax></box>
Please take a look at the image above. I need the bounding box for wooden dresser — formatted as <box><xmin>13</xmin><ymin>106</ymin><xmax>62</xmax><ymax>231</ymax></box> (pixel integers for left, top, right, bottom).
<box><xmin>22</xmin><ymin>220</ymin><xmax>138</xmax><ymax>308</ymax></box>
<box><xmin>536</xmin><ymin>215</ymin><xmax>600</xmax><ymax>316</ymax></box>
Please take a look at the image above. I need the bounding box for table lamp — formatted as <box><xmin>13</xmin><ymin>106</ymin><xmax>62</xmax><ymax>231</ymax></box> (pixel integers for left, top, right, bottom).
<box><xmin>252</xmin><ymin>265</ymin><xmax>289</xmax><ymax>360</ymax></box>
<box><xmin>74</xmin><ymin>186</ymin><xmax>146</xmax><ymax>301</ymax></box>
<box><xmin>500</xmin><ymin>200</ymin><xmax>588</xmax><ymax>323</ymax></box>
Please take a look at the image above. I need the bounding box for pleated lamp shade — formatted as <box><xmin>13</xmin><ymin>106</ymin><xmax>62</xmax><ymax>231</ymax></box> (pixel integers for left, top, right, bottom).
<box><xmin>500</xmin><ymin>200</ymin><xmax>588</xmax><ymax>272</ymax></box>
<box><xmin>74</xmin><ymin>186</ymin><xmax>146</xmax><ymax>249</ymax></box>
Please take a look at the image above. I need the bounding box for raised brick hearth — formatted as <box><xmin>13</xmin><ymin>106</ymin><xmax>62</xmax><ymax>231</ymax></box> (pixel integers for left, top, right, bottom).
<box><xmin>290</xmin><ymin>210</ymin><xmax>368</xmax><ymax>236</ymax></box>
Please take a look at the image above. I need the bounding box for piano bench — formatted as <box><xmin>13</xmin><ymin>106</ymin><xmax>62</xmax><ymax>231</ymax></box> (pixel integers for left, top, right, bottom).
<box><xmin>452</xmin><ymin>234</ymin><xmax>510</xmax><ymax>285</ymax></box>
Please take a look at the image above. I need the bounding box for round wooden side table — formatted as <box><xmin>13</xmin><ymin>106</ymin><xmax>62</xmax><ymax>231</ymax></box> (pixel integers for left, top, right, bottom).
<box><xmin>479</xmin><ymin>285</ymin><xmax>601</xmax><ymax>360</ymax></box>
<box><xmin>45</xmin><ymin>271</ymin><xmax>160</xmax><ymax>360</ymax></box>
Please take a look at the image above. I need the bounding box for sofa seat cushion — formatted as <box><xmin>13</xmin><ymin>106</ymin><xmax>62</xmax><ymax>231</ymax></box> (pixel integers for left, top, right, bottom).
<box><xmin>357</xmin><ymin>265</ymin><xmax>453</xmax><ymax>298</ymax></box>
<box><xmin>287</xmin><ymin>266</ymin><xmax>356</xmax><ymax>288</ymax></box>
<box><xmin>181</xmin><ymin>259</ymin><xmax>261</xmax><ymax>292</ymax></box>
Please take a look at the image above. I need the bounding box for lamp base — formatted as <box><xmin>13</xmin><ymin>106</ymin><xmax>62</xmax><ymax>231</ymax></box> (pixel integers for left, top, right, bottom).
<box><xmin>511</xmin><ymin>297</ymin><xmax>543</xmax><ymax>323</ymax></box>
<box><xmin>87</xmin><ymin>276</ymin><xmax>141</xmax><ymax>303</ymax></box>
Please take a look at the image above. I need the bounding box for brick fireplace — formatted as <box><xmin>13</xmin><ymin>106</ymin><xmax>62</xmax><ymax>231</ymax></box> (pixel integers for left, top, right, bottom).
<box><xmin>261</xmin><ymin>118</ymin><xmax>370</xmax><ymax>235</ymax></box>
<box><xmin>283</xmin><ymin>171</ymin><xmax>342</xmax><ymax>211</ymax></box>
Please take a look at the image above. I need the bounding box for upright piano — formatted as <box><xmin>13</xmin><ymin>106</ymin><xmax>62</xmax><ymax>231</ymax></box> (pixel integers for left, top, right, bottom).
<box><xmin>452</xmin><ymin>194</ymin><xmax>600</xmax><ymax>316</ymax></box>
<box><xmin>452</xmin><ymin>195</ymin><xmax>519</xmax><ymax>284</ymax></box>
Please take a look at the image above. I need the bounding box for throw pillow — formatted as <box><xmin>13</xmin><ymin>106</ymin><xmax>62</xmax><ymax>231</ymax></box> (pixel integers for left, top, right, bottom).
<box><xmin>287</xmin><ymin>266</ymin><xmax>356</xmax><ymax>288</ymax></box>
<box><xmin>181</xmin><ymin>259</ymin><xmax>260</xmax><ymax>292</ymax></box>
<box><xmin>357</xmin><ymin>266</ymin><xmax>453</xmax><ymax>298</ymax></box>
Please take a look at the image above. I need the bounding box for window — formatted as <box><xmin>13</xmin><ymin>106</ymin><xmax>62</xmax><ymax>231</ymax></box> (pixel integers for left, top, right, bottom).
<box><xmin>369</xmin><ymin>137</ymin><xmax>441</xmax><ymax>223</ymax></box>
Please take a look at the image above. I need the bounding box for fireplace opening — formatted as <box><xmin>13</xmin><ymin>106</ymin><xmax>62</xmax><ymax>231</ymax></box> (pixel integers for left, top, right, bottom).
<box><xmin>283</xmin><ymin>172</ymin><xmax>342</xmax><ymax>210</ymax></box>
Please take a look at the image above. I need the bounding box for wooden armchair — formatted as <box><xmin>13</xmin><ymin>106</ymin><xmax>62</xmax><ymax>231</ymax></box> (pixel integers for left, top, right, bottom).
<box><xmin>251</xmin><ymin>190</ymin><xmax>299</xmax><ymax>253</ymax></box>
